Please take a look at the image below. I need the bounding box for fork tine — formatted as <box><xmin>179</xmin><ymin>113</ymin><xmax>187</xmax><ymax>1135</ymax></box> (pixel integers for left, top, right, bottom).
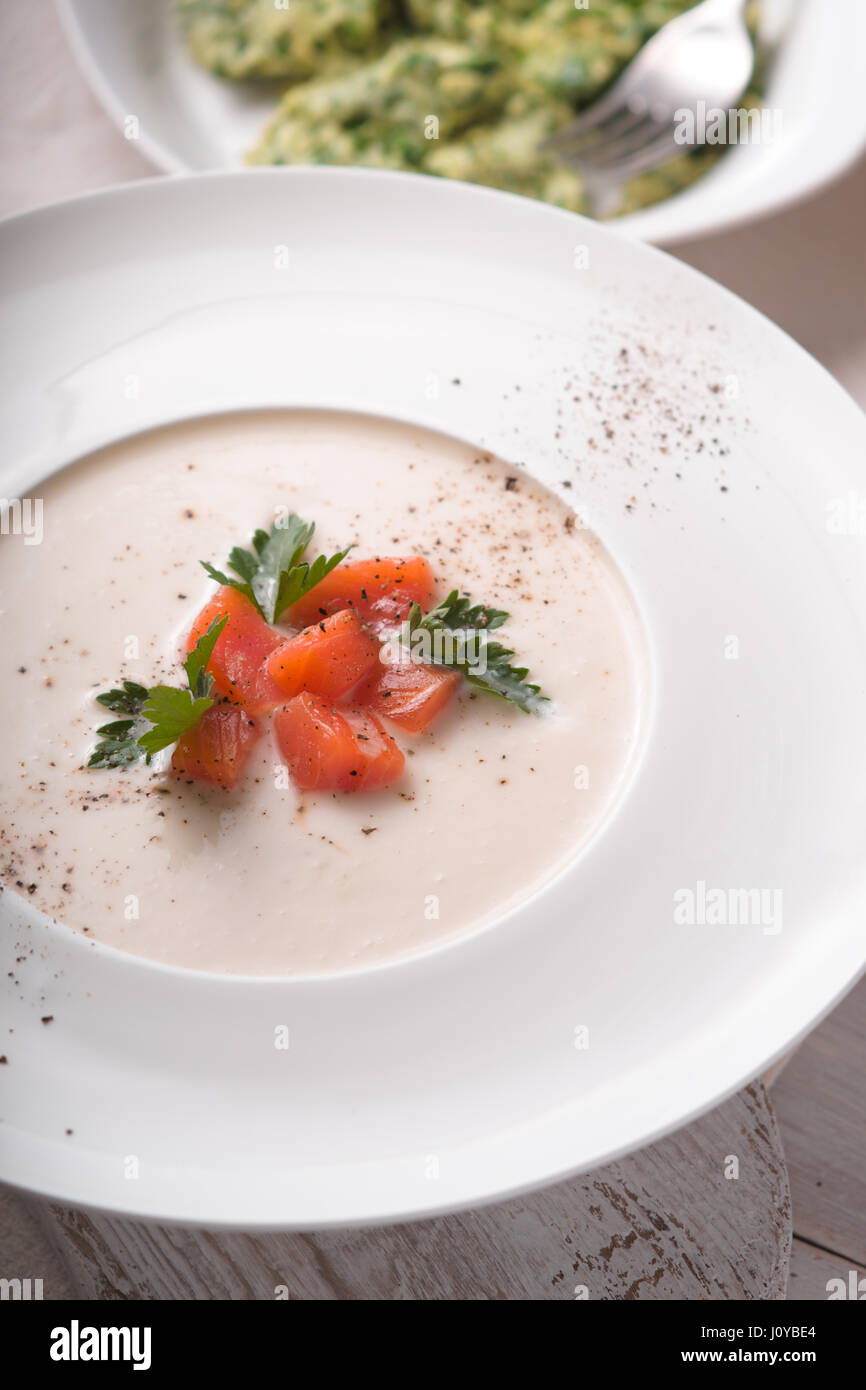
<box><xmin>582</xmin><ymin>130</ymin><xmax>681</xmax><ymax>183</ymax></box>
<box><xmin>562</xmin><ymin>46</ymin><xmax>676</xmax><ymax>137</ymax></box>
<box><xmin>541</xmin><ymin>97</ymin><xmax>648</xmax><ymax>157</ymax></box>
<box><xmin>578</xmin><ymin>113</ymin><xmax>674</xmax><ymax>170</ymax></box>
<box><xmin>549</xmin><ymin>110</ymin><xmax>661</xmax><ymax>167</ymax></box>
<box><xmin>551</xmin><ymin>96</ymin><xmax>626</xmax><ymax>139</ymax></box>
<box><xmin>558</xmin><ymin>105</ymin><xmax>651</xmax><ymax>156</ymax></box>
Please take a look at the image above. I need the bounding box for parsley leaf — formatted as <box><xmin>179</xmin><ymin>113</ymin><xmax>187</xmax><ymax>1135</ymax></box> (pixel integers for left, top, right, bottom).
<box><xmin>89</xmin><ymin>615</ymin><xmax>228</xmax><ymax>767</ymax></box>
<box><xmin>94</xmin><ymin>680</ymin><xmax>150</xmax><ymax>717</ymax></box>
<box><xmin>202</xmin><ymin>515</ymin><xmax>351</xmax><ymax>623</ymax></box>
<box><xmin>137</xmin><ymin>688</ymin><xmax>216</xmax><ymax>758</ymax></box>
<box><xmin>184</xmin><ymin>612</ymin><xmax>227</xmax><ymax>698</ymax></box>
<box><xmin>404</xmin><ymin>590</ymin><xmax>548</xmax><ymax>714</ymax></box>
<box><xmin>413</xmin><ymin>591</ymin><xmax>509</xmax><ymax>636</ymax></box>
<box><xmin>88</xmin><ymin>719</ymin><xmax>143</xmax><ymax>769</ymax></box>
<box><xmin>89</xmin><ymin>681</ymin><xmax>150</xmax><ymax>767</ymax></box>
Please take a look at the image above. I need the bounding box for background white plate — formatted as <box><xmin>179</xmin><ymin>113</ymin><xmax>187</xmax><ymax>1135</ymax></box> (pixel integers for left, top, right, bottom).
<box><xmin>1</xmin><ymin>169</ymin><xmax>866</xmax><ymax>1228</ymax></box>
<box><xmin>56</xmin><ymin>0</ymin><xmax>866</xmax><ymax>246</ymax></box>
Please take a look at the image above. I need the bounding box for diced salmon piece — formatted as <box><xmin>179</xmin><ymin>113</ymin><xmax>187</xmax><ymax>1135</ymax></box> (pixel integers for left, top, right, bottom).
<box><xmin>357</xmin><ymin>654</ymin><xmax>461</xmax><ymax>732</ymax></box>
<box><xmin>345</xmin><ymin>708</ymin><xmax>407</xmax><ymax>790</ymax></box>
<box><xmin>274</xmin><ymin>692</ymin><xmax>405</xmax><ymax>793</ymax></box>
<box><xmin>187</xmin><ymin>586</ymin><xmax>283</xmax><ymax>713</ymax></box>
<box><xmin>266</xmin><ymin>609</ymin><xmax>380</xmax><ymax>702</ymax></box>
<box><xmin>250</xmin><ymin>667</ymin><xmax>288</xmax><ymax>715</ymax></box>
<box><xmin>289</xmin><ymin>557</ymin><xmax>436</xmax><ymax>634</ymax></box>
<box><xmin>171</xmin><ymin>705</ymin><xmax>261</xmax><ymax>790</ymax></box>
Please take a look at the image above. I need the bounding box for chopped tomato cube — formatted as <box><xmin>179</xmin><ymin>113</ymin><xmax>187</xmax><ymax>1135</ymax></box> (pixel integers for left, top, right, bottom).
<box><xmin>358</xmin><ymin>654</ymin><xmax>461</xmax><ymax>732</ymax></box>
<box><xmin>266</xmin><ymin>609</ymin><xmax>379</xmax><ymax>702</ymax></box>
<box><xmin>274</xmin><ymin>692</ymin><xmax>405</xmax><ymax>792</ymax></box>
<box><xmin>171</xmin><ymin>705</ymin><xmax>261</xmax><ymax>790</ymax></box>
<box><xmin>289</xmin><ymin>557</ymin><xmax>436</xmax><ymax>634</ymax></box>
<box><xmin>187</xmin><ymin>586</ymin><xmax>283</xmax><ymax>713</ymax></box>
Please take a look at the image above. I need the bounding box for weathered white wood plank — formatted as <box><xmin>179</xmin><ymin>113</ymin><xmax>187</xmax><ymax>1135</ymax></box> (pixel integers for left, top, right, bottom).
<box><xmin>29</xmin><ymin>1083</ymin><xmax>789</xmax><ymax>1301</ymax></box>
<box><xmin>0</xmin><ymin>1186</ymin><xmax>76</xmax><ymax>1300</ymax></box>
<box><xmin>787</xmin><ymin>1239</ymin><xmax>866</xmax><ymax>1303</ymax></box>
<box><xmin>771</xmin><ymin>978</ymin><xmax>866</xmax><ymax>1267</ymax></box>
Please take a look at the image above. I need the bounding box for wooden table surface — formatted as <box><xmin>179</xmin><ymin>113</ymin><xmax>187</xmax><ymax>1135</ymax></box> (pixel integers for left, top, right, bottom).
<box><xmin>1</xmin><ymin>0</ymin><xmax>864</xmax><ymax>1301</ymax></box>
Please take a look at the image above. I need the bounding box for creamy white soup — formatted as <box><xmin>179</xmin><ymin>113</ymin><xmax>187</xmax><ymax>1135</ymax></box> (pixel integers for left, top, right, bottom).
<box><xmin>0</xmin><ymin>411</ymin><xmax>645</xmax><ymax>975</ymax></box>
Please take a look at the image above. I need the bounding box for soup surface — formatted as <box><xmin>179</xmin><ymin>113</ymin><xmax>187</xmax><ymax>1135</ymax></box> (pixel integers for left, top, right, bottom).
<box><xmin>0</xmin><ymin>411</ymin><xmax>645</xmax><ymax>975</ymax></box>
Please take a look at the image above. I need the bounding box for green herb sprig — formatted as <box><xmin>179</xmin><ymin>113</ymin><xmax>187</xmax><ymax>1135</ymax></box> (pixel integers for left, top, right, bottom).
<box><xmin>202</xmin><ymin>514</ymin><xmax>351</xmax><ymax>624</ymax></box>
<box><xmin>88</xmin><ymin>615</ymin><xmax>227</xmax><ymax>768</ymax></box>
<box><xmin>404</xmin><ymin>590</ymin><xmax>548</xmax><ymax>714</ymax></box>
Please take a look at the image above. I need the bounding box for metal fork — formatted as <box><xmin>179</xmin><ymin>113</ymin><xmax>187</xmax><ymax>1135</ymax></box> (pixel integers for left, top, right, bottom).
<box><xmin>541</xmin><ymin>0</ymin><xmax>754</xmax><ymax>198</ymax></box>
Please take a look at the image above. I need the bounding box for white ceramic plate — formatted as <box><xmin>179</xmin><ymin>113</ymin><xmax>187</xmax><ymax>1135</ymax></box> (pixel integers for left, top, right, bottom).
<box><xmin>2</xmin><ymin>169</ymin><xmax>866</xmax><ymax>1229</ymax></box>
<box><xmin>56</xmin><ymin>0</ymin><xmax>866</xmax><ymax>246</ymax></box>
